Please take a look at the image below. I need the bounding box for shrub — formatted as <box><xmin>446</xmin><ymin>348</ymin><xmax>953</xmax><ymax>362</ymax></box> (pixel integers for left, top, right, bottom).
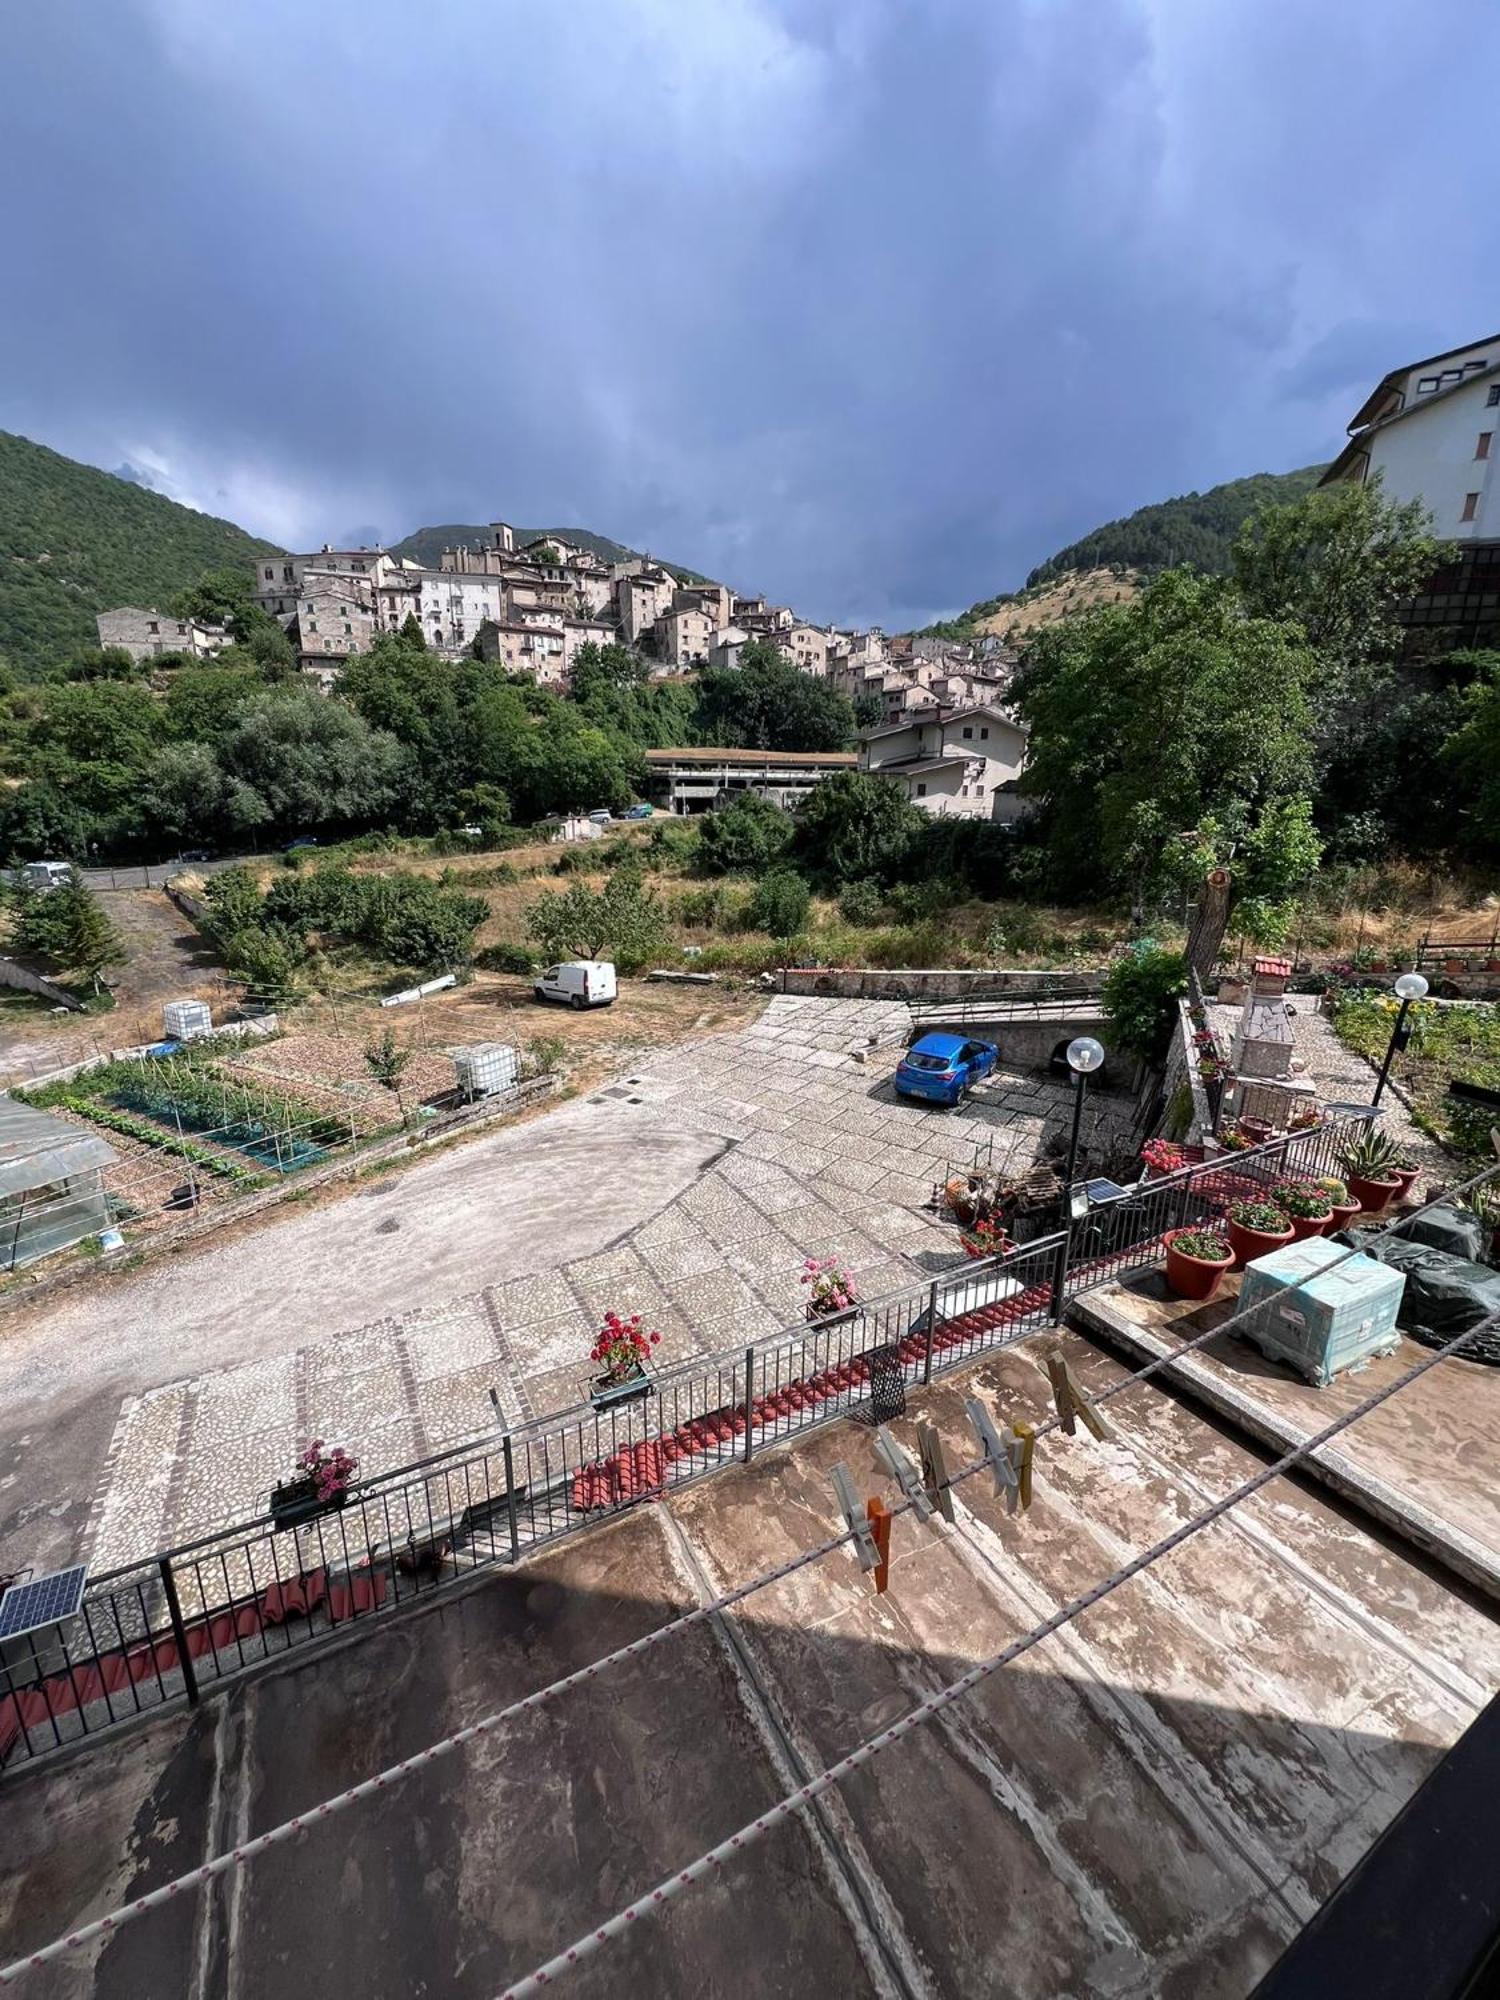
<box><xmin>837</xmin><ymin>878</ymin><xmax>883</xmax><ymax>925</ymax></box>
<box><xmin>476</xmin><ymin>941</ymin><xmax>538</xmax><ymax>975</ymax></box>
<box><xmin>699</xmin><ymin>793</ymin><xmax>793</xmax><ymax>874</ymax></box>
<box><xmin>525</xmin><ymin>873</ymin><xmax>667</xmax><ymax>974</ymax></box>
<box><xmin>1102</xmin><ymin>946</ymin><xmax>1189</xmax><ymax>1064</ymax></box>
<box><xmin>747</xmin><ymin>869</ymin><xmax>811</xmax><ymax>939</ymax></box>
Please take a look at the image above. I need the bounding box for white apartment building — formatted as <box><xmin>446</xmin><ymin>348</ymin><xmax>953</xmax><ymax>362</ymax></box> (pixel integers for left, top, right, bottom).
<box><xmin>859</xmin><ymin>704</ymin><xmax>1028</xmax><ymax>821</ymax></box>
<box><xmin>1323</xmin><ymin>331</ymin><xmax>1500</xmax><ymax>538</ymax></box>
<box><xmin>707</xmin><ymin>625</ymin><xmax>751</xmax><ymax>672</ymax></box>
<box><xmin>95</xmin><ymin>607</ymin><xmax>227</xmax><ymax>662</ymax></box>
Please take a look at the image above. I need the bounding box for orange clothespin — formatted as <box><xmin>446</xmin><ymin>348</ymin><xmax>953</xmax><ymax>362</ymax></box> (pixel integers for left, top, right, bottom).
<box><xmin>1045</xmin><ymin>1349</ymin><xmax>1111</xmax><ymax>1442</ymax></box>
<box><xmin>866</xmin><ymin>1496</ymin><xmax>893</xmax><ymax>1594</ymax></box>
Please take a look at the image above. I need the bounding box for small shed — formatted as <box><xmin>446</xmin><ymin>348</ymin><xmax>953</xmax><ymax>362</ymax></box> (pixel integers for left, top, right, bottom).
<box><xmin>0</xmin><ymin>1097</ymin><xmax>119</xmax><ymax>1270</ymax></box>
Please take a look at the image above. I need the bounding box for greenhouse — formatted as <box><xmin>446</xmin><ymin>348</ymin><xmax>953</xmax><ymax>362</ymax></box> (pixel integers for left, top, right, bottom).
<box><xmin>0</xmin><ymin>1095</ymin><xmax>118</xmax><ymax>1270</ymax></box>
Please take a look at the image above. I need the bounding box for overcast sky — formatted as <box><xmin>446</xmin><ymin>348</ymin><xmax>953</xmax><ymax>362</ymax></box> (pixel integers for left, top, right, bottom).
<box><xmin>4</xmin><ymin>0</ymin><xmax>1498</xmax><ymax>629</ymax></box>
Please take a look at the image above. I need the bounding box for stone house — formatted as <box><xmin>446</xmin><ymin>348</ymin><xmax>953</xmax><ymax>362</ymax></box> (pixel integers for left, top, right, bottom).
<box><xmin>95</xmin><ymin>607</ymin><xmax>227</xmax><ymax>662</ymax></box>
<box><xmin>654</xmin><ymin>604</ymin><xmax>715</xmax><ymax>668</ymax></box>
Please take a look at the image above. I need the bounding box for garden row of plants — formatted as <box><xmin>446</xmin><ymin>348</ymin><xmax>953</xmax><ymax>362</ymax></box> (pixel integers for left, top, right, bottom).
<box><xmin>1332</xmin><ymin>991</ymin><xmax>1500</xmax><ymax>1166</ymax></box>
<box><xmin>51</xmin><ymin>1095</ymin><xmax>269</xmax><ymax>1189</ymax></box>
<box><xmin>23</xmin><ymin>1045</ymin><xmax>349</xmax><ymax>1152</ymax></box>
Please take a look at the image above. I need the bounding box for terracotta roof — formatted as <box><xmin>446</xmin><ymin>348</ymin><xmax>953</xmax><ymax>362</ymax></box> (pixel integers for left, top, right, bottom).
<box><xmin>1252</xmin><ymin>956</ymin><xmax>1292</xmax><ymax>977</ymax></box>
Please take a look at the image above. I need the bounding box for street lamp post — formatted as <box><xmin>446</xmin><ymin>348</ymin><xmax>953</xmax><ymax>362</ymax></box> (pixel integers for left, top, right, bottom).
<box><xmin>1052</xmin><ymin>1036</ymin><xmax>1106</xmax><ymax>1318</ymax></box>
<box><xmin>1372</xmin><ymin>973</ymin><xmax>1428</xmax><ymax>1109</ymax></box>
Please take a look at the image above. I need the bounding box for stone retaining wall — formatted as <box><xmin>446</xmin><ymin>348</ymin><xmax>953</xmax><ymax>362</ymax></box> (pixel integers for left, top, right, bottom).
<box><xmin>779</xmin><ymin>965</ymin><xmax>1105</xmax><ymax>1001</ymax></box>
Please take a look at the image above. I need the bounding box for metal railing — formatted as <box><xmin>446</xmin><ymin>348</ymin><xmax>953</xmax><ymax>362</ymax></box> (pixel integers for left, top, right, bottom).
<box><xmin>0</xmin><ymin>1117</ymin><xmax>1368</xmax><ymax>1773</ymax></box>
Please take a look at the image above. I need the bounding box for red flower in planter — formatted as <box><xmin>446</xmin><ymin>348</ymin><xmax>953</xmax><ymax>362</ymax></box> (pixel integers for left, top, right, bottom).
<box><xmin>591</xmin><ymin>1310</ymin><xmax>661</xmax><ymax>1382</ymax></box>
<box><xmin>297</xmin><ymin>1439</ymin><xmax>360</xmax><ymax>1501</ymax></box>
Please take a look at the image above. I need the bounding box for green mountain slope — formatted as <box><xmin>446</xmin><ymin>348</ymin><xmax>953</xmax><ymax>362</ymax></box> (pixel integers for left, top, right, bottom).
<box><xmin>0</xmin><ymin>431</ymin><xmax>284</xmax><ymax>672</ymax></box>
<box><xmin>1024</xmin><ymin>464</ymin><xmax>1326</xmax><ymax>588</ymax></box>
<box><xmin>392</xmin><ymin>521</ymin><xmax>714</xmax><ymax>584</ymax></box>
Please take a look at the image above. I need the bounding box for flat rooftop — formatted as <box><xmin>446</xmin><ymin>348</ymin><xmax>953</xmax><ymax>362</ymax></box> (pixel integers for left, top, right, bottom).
<box><xmin>4</xmin><ymin>1331</ymin><xmax>1495</xmax><ymax>1997</ymax></box>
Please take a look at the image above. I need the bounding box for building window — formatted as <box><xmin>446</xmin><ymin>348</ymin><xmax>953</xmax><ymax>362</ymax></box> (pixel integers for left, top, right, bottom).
<box><xmin>147</xmin><ymin>620</ymin><xmax>159</xmax><ymax>634</ymax></box>
<box><xmin>1417</xmin><ymin>377</ymin><xmax>1438</xmax><ymax>394</ymax></box>
<box><xmin>1462</xmin><ymin>492</ymin><xmax>1480</xmax><ymax>522</ymax></box>
<box><xmin>976</xmin><ymin>784</ymin><xmax>985</xmax><ymax>797</ymax></box>
<box><xmin>1489</xmin><ymin>385</ymin><xmax>1500</xmax><ymax>407</ymax></box>
<box><xmin>980</xmin><ymin>727</ymin><xmax>989</xmax><ymax>740</ymax></box>
<box><xmin>1478</xmin><ymin>433</ymin><xmax>1493</xmax><ymax>460</ymax></box>
<box><xmin>962</xmin><ymin>725</ymin><xmax>973</xmax><ymax>739</ymax></box>
<box><xmin>264</xmin><ymin>567</ymin><xmax>274</xmax><ymax>580</ymax></box>
<box><xmin>915</xmin><ymin>783</ymin><xmax>927</xmax><ymax>797</ymax></box>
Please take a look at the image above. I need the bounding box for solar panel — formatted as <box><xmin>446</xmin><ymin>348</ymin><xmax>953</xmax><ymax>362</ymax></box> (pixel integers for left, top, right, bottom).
<box><xmin>0</xmin><ymin>1564</ymin><xmax>88</xmax><ymax>1640</ymax></box>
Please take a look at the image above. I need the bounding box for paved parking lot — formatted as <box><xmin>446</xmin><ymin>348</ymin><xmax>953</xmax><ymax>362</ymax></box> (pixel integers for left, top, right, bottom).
<box><xmin>3</xmin><ymin>997</ymin><xmax>1137</xmax><ymax>1579</ymax></box>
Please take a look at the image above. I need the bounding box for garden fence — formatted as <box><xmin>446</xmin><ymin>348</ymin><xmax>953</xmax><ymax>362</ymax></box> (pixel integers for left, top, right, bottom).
<box><xmin>0</xmin><ymin>1115</ymin><xmax>1369</xmax><ymax>1774</ymax></box>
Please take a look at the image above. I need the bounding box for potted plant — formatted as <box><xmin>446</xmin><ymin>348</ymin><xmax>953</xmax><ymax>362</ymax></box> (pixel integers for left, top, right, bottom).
<box><xmin>801</xmin><ymin>1255</ymin><xmax>859</xmax><ymax>1323</ymax></box>
<box><xmin>1140</xmin><ymin>1137</ymin><xmax>1187</xmax><ymax>1180</ymax></box>
<box><xmin>1337</xmin><ymin>1128</ymin><xmax>1405</xmax><ymax>1213</ymax></box>
<box><xmin>1317</xmin><ymin>1176</ymin><xmax>1361</xmax><ymax>1232</ymax></box>
<box><xmin>588</xmin><ymin>1310</ymin><xmax>661</xmax><ymax>1408</ymax></box>
<box><xmin>1226</xmin><ymin>1199</ymin><xmax>1294</xmax><ymax>1268</ymax></box>
<box><xmin>1163</xmin><ymin>1226</ymin><xmax>1235</xmax><ymax>1301</ymax></box>
<box><xmin>271</xmin><ymin>1439</ymin><xmax>359</xmax><ymax>1529</ymax></box>
<box><xmin>958</xmin><ymin>1215</ymin><xmax>1014</xmax><ymax>1260</ymax></box>
<box><xmin>1217</xmin><ymin>1121</ymin><xmax>1254</xmax><ymax>1152</ymax></box>
<box><xmin>1388</xmin><ymin>1154</ymin><xmax>1421</xmax><ymax>1203</ymax></box>
<box><xmin>1272</xmin><ymin>1180</ymin><xmax>1335</xmax><ymax>1240</ymax></box>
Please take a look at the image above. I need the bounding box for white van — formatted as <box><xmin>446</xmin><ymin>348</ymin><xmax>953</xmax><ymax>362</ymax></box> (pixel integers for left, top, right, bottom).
<box><xmin>534</xmin><ymin>959</ymin><xmax>617</xmax><ymax>1010</ymax></box>
<box><xmin>21</xmin><ymin>860</ymin><xmax>73</xmax><ymax>893</ymax></box>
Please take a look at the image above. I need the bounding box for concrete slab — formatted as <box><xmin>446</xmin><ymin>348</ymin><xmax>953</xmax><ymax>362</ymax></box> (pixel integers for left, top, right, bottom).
<box><xmin>3</xmin><ymin>1340</ymin><xmax>1495</xmax><ymax>1998</ymax></box>
<box><xmin>1070</xmin><ymin>1269</ymin><xmax>1500</xmax><ymax>1600</ymax></box>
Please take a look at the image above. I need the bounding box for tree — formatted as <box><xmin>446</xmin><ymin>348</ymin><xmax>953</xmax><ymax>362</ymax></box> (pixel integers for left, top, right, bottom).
<box><xmin>1012</xmin><ymin>569</ymin><xmax>1319</xmax><ymax>907</ymax></box>
<box><xmin>1441</xmin><ymin>656</ymin><xmax>1500</xmax><ymax>858</ymax></box>
<box><xmin>792</xmin><ymin>770</ymin><xmax>923</xmax><ymax>883</ymax></box>
<box><xmin>698</xmin><ymin>792</ymin><xmax>793</xmax><ymax>873</ymax></box>
<box><xmin>169</xmin><ymin>567</ymin><xmax>257</xmax><ymax>631</ymax></box>
<box><xmin>11</xmin><ymin>878</ymin><xmax>125</xmax><ymax>985</ymax></box>
<box><xmin>525</xmin><ymin>872</ymin><xmax>667</xmax><ymax>973</ymax></box>
<box><xmin>570</xmin><ymin>642</ymin><xmax>649</xmax><ymax>702</ymax></box>
<box><xmin>747</xmin><ymin>867</ymin><xmax>810</xmax><ymax>938</ymax></box>
<box><xmin>695</xmin><ymin>642</ymin><xmax>856</xmax><ymax>752</ymax></box>
<box><xmin>1231</xmin><ymin>477</ymin><xmax>1436</xmax><ymax>723</ymax></box>
<box><xmin>363</xmin><ymin>1027</ymin><xmax>414</xmax><ymax>1128</ymax></box>
<box><xmin>218</xmin><ymin>688</ymin><xmax>408</xmax><ymax>834</ymax></box>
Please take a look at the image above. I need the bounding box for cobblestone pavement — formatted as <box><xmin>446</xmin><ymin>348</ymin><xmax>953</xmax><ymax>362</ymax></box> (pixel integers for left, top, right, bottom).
<box><xmin>85</xmin><ymin>996</ymin><xmax>1138</xmax><ymax>1569</ymax></box>
<box><xmin>1209</xmin><ymin>999</ymin><xmax>1451</xmax><ymax>1179</ymax></box>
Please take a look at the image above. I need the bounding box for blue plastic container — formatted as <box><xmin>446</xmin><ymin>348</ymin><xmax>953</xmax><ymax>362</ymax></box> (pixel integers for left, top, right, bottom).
<box><xmin>1237</xmin><ymin>1236</ymin><xmax>1405</xmax><ymax>1387</ymax></box>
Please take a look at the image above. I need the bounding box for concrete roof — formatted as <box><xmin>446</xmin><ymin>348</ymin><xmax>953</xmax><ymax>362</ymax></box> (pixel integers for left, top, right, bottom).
<box><xmin>4</xmin><ymin>1332</ymin><xmax>1494</xmax><ymax>1994</ymax></box>
<box><xmin>0</xmin><ymin>1095</ymin><xmax>116</xmax><ymax>1195</ymax></box>
<box><xmin>643</xmin><ymin>747</ymin><xmax>858</xmax><ymax>768</ymax></box>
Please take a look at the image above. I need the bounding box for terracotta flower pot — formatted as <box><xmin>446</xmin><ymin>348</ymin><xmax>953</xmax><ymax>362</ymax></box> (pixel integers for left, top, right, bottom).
<box><xmin>1346</xmin><ymin>1172</ymin><xmax>1402</xmax><ymax>1214</ymax></box>
<box><xmin>1389</xmin><ymin>1167</ymin><xmax>1420</xmax><ymax>1203</ymax></box>
<box><xmin>1227</xmin><ymin>1216</ymin><xmax>1295</xmax><ymax>1268</ymax></box>
<box><xmin>1326</xmin><ymin>1198</ymin><xmax>1361</xmax><ymax>1233</ymax></box>
<box><xmin>1286</xmin><ymin>1209</ymin><xmax>1333</xmax><ymax>1241</ymax></box>
<box><xmin>1163</xmin><ymin>1230</ymin><xmax>1234</xmax><ymax>1301</ymax></box>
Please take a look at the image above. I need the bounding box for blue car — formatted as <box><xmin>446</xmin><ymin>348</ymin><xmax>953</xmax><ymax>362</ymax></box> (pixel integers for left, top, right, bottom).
<box><xmin>894</xmin><ymin>1031</ymin><xmax>999</xmax><ymax>1107</ymax></box>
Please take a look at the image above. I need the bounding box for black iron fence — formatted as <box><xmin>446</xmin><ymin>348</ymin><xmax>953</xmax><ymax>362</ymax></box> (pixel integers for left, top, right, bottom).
<box><xmin>0</xmin><ymin>1117</ymin><xmax>1367</xmax><ymax>1773</ymax></box>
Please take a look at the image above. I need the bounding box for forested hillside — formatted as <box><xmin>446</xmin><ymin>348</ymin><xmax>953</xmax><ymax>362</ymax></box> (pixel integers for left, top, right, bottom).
<box><xmin>0</xmin><ymin>432</ymin><xmax>283</xmax><ymax>672</ymax></box>
<box><xmin>1024</xmin><ymin>465</ymin><xmax>1326</xmax><ymax>586</ymax></box>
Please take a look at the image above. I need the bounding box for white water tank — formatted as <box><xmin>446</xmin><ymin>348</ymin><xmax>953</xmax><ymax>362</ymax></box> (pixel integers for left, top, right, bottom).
<box><xmin>163</xmin><ymin>999</ymin><xmax>213</xmax><ymax>1042</ymax></box>
<box><xmin>451</xmin><ymin>1043</ymin><xmax>518</xmax><ymax>1100</ymax></box>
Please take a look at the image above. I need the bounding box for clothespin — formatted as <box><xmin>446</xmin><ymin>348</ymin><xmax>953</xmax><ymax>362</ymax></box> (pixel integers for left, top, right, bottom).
<box><xmin>1006</xmin><ymin>1419</ymin><xmax>1035</xmax><ymax>1511</ymax></box>
<box><xmin>866</xmin><ymin>1496</ymin><xmax>892</xmax><ymax>1594</ymax></box>
<box><xmin>966</xmin><ymin>1397</ymin><xmax>1020</xmax><ymax>1511</ymax></box>
<box><xmin>1045</xmin><ymin>1349</ymin><xmax>1112</xmax><ymax>1442</ymax></box>
<box><xmin>830</xmin><ymin>1463</ymin><xmax>880</xmax><ymax>1574</ymax></box>
<box><xmin>874</xmin><ymin>1425</ymin><xmax>934</xmax><ymax>1522</ymax></box>
<box><xmin>915</xmin><ymin>1422</ymin><xmax>956</xmax><ymax>1524</ymax></box>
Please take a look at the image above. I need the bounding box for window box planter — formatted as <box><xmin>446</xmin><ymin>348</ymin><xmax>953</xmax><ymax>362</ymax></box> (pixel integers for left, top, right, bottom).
<box><xmin>589</xmin><ymin>1365</ymin><xmax>654</xmax><ymax>1411</ymax></box>
<box><xmin>269</xmin><ymin>1477</ymin><xmax>348</xmax><ymax>1531</ymax></box>
<box><xmin>1163</xmin><ymin>1228</ymin><xmax>1235</xmax><ymax>1302</ymax></box>
<box><xmin>1227</xmin><ymin>1211</ymin><xmax>1295</xmax><ymax>1269</ymax></box>
<box><xmin>1346</xmin><ymin>1171</ymin><xmax>1402</xmax><ymax>1214</ymax></box>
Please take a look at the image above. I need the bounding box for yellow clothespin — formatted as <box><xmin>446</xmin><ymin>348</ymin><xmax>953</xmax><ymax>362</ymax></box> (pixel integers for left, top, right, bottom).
<box><xmin>915</xmin><ymin>1422</ymin><xmax>956</xmax><ymax>1524</ymax></box>
<box><xmin>1005</xmin><ymin>1419</ymin><xmax>1036</xmax><ymax>1510</ymax></box>
<box><xmin>1045</xmin><ymin>1349</ymin><xmax>1111</xmax><ymax>1442</ymax></box>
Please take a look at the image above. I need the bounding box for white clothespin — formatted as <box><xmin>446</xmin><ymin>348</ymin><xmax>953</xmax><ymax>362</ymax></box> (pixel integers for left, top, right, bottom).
<box><xmin>915</xmin><ymin>1422</ymin><xmax>956</xmax><ymax>1524</ymax></box>
<box><xmin>966</xmin><ymin>1397</ymin><xmax>1020</xmax><ymax>1511</ymax></box>
<box><xmin>830</xmin><ymin>1462</ymin><xmax>880</xmax><ymax>1573</ymax></box>
<box><xmin>873</xmin><ymin>1426</ymin><xmax>935</xmax><ymax>1522</ymax></box>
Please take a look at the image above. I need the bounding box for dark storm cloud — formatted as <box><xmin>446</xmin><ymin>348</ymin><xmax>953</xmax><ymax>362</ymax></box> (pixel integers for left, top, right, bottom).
<box><xmin>3</xmin><ymin>0</ymin><xmax>1499</xmax><ymax>628</ymax></box>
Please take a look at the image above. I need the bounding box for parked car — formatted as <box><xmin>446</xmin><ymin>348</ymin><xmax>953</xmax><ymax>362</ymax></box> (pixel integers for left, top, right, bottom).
<box><xmin>284</xmin><ymin>835</ymin><xmax>319</xmax><ymax>851</ymax></box>
<box><xmin>587</xmin><ymin>809</ymin><xmax>614</xmax><ymax>825</ymax></box>
<box><xmin>20</xmin><ymin>859</ymin><xmax>73</xmax><ymax>893</ymax></box>
<box><xmin>178</xmin><ymin>848</ymin><xmax>214</xmax><ymax>863</ymax></box>
<box><xmin>894</xmin><ymin>1032</ymin><xmax>999</xmax><ymax>1107</ymax></box>
<box><xmin>534</xmin><ymin>959</ymin><xmax>618</xmax><ymax>1010</ymax></box>
<box><xmin>622</xmin><ymin>804</ymin><xmax>654</xmax><ymax>820</ymax></box>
